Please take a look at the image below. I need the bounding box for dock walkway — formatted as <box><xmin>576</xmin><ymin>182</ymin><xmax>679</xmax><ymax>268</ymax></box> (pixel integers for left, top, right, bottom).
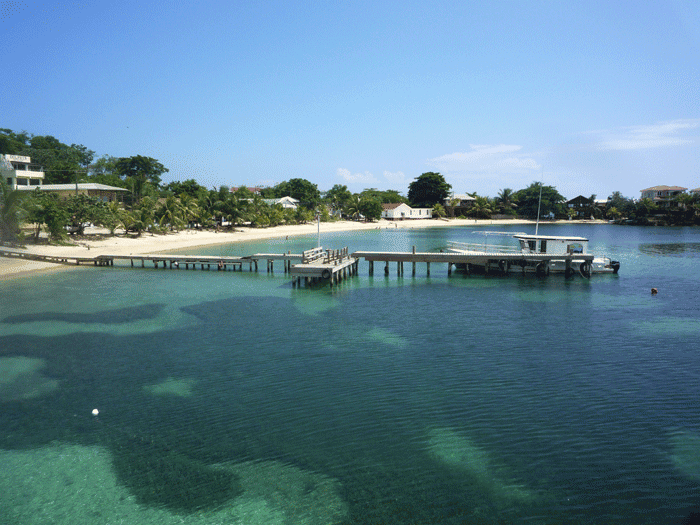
<box><xmin>0</xmin><ymin>248</ymin><xmax>302</xmax><ymax>273</ymax></box>
<box><xmin>352</xmin><ymin>247</ymin><xmax>595</xmax><ymax>277</ymax></box>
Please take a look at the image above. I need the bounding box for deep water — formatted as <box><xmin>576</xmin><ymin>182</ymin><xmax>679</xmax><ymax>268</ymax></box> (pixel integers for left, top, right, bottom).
<box><xmin>2</xmin><ymin>224</ymin><xmax>700</xmax><ymax>524</ymax></box>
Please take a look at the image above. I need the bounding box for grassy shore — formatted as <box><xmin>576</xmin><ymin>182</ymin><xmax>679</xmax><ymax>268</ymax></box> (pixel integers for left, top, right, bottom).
<box><xmin>0</xmin><ymin>218</ymin><xmax>608</xmax><ymax>281</ymax></box>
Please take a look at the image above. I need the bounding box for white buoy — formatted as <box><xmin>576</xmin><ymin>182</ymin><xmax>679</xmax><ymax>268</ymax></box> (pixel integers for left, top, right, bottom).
<box><xmin>92</xmin><ymin>408</ymin><xmax>99</xmax><ymax>416</ymax></box>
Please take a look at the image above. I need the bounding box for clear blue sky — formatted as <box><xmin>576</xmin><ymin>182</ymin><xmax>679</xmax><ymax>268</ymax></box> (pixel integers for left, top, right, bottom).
<box><xmin>3</xmin><ymin>0</ymin><xmax>699</xmax><ymax>199</ymax></box>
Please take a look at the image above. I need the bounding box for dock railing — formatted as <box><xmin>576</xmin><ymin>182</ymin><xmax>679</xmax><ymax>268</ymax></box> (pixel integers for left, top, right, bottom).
<box><xmin>324</xmin><ymin>247</ymin><xmax>349</xmax><ymax>264</ymax></box>
<box><xmin>301</xmin><ymin>247</ymin><xmax>351</xmax><ymax>265</ymax></box>
<box><xmin>302</xmin><ymin>247</ymin><xmax>326</xmax><ymax>263</ymax></box>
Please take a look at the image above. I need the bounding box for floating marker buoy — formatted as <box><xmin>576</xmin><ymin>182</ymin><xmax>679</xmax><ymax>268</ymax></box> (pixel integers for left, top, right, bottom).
<box><xmin>92</xmin><ymin>408</ymin><xmax>99</xmax><ymax>416</ymax></box>
<box><xmin>651</xmin><ymin>288</ymin><xmax>658</xmax><ymax>295</ymax></box>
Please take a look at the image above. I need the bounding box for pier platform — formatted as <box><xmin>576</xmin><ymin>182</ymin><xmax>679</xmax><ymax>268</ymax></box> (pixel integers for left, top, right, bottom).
<box><xmin>290</xmin><ymin>247</ymin><xmax>358</xmax><ymax>287</ymax></box>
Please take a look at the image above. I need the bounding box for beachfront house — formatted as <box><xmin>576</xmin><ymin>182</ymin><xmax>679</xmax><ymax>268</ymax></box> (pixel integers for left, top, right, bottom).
<box><xmin>566</xmin><ymin>195</ymin><xmax>594</xmax><ymax>218</ymax></box>
<box><xmin>444</xmin><ymin>193</ymin><xmax>475</xmax><ymax>217</ymax></box>
<box><xmin>15</xmin><ymin>183</ymin><xmax>129</xmax><ymax>202</ymax></box>
<box><xmin>381</xmin><ymin>203</ymin><xmax>433</xmax><ymax>220</ymax></box>
<box><xmin>262</xmin><ymin>196</ymin><xmax>299</xmax><ymax>209</ymax></box>
<box><xmin>640</xmin><ymin>186</ymin><xmax>687</xmax><ymax>208</ymax></box>
<box><xmin>1</xmin><ymin>154</ymin><xmax>45</xmax><ymax>189</ymax></box>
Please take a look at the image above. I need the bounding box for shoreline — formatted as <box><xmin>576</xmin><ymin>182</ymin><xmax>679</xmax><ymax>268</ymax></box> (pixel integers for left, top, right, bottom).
<box><xmin>0</xmin><ymin>218</ymin><xmax>608</xmax><ymax>281</ymax></box>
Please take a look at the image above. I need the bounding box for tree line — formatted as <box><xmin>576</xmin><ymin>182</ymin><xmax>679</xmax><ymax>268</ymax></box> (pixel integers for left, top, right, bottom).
<box><xmin>3</xmin><ymin>128</ymin><xmax>697</xmax><ymax>244</ymax></box>
<box><xmin>0</xmin><ymin>129</ymin><xmax>418</xmax><ymax>243</ymax></box>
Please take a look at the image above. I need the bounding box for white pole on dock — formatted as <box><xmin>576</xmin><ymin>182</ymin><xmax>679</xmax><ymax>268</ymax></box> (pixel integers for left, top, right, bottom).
<box><xmin>317</xmin><ymin>212</ymin><xmax>321</xmax><ymax>248</ymax></box>
<box><xmin>535</xmin><ymin>183</ymin><xmax>543</xmax><ymax>236</ymax></box>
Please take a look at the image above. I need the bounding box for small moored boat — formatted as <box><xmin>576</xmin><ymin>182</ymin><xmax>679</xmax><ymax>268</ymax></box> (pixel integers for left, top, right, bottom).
<box><xmin>447</xmin><ymin>231</ymin><xmax>620</xmax><ymax>276</ymax></box>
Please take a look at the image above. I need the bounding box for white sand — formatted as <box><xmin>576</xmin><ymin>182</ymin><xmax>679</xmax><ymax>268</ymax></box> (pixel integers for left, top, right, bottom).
<box><xmin>0</xmin><ymin>218</ymin><xmax>607</xmax><ymax>280</ymax></box>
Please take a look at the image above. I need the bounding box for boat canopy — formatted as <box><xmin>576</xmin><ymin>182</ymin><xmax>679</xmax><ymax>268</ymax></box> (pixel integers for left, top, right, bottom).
<box><xmin>513</xmin><ymin>234</ymin><xmax>589</xmax><ymax>242</ymax></box>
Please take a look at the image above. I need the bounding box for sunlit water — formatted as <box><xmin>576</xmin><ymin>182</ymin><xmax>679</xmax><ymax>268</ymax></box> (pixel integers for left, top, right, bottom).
<box><xmin>2</xmin><ymin>224</ymin><xmax>700</xmax><ymax>524</ymax></box>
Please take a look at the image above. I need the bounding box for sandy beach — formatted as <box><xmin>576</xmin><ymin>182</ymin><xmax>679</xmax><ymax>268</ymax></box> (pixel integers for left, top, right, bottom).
<box><xmin>0</xmin><ymin>218</ymin><xmax>607</xmax><ymax>281</ymax></box>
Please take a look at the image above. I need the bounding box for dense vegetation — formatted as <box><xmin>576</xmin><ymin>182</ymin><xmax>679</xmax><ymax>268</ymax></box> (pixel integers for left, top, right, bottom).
<box><xmin>2</xmin><ymin>128</ymin><xmax>698</xmax><ymax>244</ymax></box>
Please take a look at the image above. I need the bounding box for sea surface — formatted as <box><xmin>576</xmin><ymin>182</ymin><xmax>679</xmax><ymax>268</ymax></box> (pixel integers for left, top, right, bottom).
<box><xmin>1</xmin><ymin>223</ymin><xmax>700</xmax><ymax>524</ymax></box>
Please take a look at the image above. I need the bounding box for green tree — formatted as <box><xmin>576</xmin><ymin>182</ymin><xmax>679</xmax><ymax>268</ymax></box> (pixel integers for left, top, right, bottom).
<box><xmin>673</xmin><ymin>193</ymin><xmax>696</xmax><ymax>223</ymax></box>
<box><xmin>606</xmin><ymin>191</ymin><xmax>635</xmax><ymax>219</ymax></box>
<box><xmin>115</xmin><ymin>156</ymin><xmax>168</xmax><ymax>202</ymax></box>
<box><xmin>635</xmin><ymin>197</ymin><xmax>658</xmax><ymax>218</ymax></box>
<box><xmin>156</xmin><ymin>195</ymin><xmax>185</xmax><ymax>231</ymax></box>
<box><xmin>358</xmin><ymin>198</ymin><xmax>382</xmax><ymax>221</ymax></box>
<box><xmin>178</xmin><ymin>194</ymin><xmax>200</xmax><ymax>227</ymax></box>
<box><xmin>324</xmin><ymin>184</ymin><xmax>353</xmax><ymax>214</ymax></box>
<box><xmin>64</xmin><ymin>194</ymin><xmax>104</xmax><ymax>235</ymax></box>
<box><xmin>496</xmin><ymin>188</ymin><xmax>516</xmax><ymax>214</ymax></box>
<box><xmin>512</xmin><ymin>182</ymin><xmax>565</xmax><ymax>219</ymax></box>
<box><xmin>267</xmin><ymin>205</ymin><xmax>285</xmax><ymax>227</ymax></box>
<box><xmin>318</xmin><ymin>204</ymin><xmax>332</xmax><ymax>222</ymax></box>
<box><xmin>295</xmin><ymin>206</ymin><xmax>314</xmax><ymax>224</ymax></box>
<box><xmin>432</xmin><ymin>203</ymin><xmax>446</xmax><ymax>218</ymax></box>
<box><xmin>467</xmin><ymin>196</ymin><xmax>494</xmax><ymax>219</ymax></box>
<box><xmin>345</xmin><ymin>195</ymin><xmax>362</xmax><ymax>220</ymax></box>
<box><xmin>0</xmin><ymin>180</ymin><xmax>25</xmax><ymax>242</ymax></box>
<box><xmin>22</xmin><ymin>135</ymin><xmax>93</xmax><ymax>184</ymax></box>
<box><xmin>163</xmin><ymin>179</ymin><xmax>208</xmax><ymax>200</ymax></box>
<box><xmin>122</xmin><ymin>197</ymin><xmax>156</xmax><ymax>235</ymax></box>
<box><xmin>24</xmin><ymin>190</ymin><xmax>68</xmax><ymax>241</ymax></box>
<box><xmin>408</xmin><ymin>172</ymin><xmax>452</xmax><ymax>208</ymax></box>
<box><xmin>100</xmin><ymin>201</ymin><xmax>124</xmax><ymax>235</ymax></box>
<box><xmin>359</xmin><ymin>188</ymin><xmax>408</xmax><ymax>204</ymax></box>
<box><xmin>274</xmin><ymin>179</ymin><xmax>321</xmax><ymax>209</ymax></box>
<box><xmin>88</xmin><ymin>155</ymin><xmax>126</xmax><ymax>189</ymax></box>
<box><xmin>220</xmin><ymin>192</ymin><xmax>243</xmax><ymax>227</ymax></box>
<box><xmin>0</xmin><ymin>129</ymin><xmax>31</xmax><ymax>153</ymax></box>
<box><xmin>607</xmin><ymin>206</ymin><xmax>622</xmax><ymax>221</ymax></box>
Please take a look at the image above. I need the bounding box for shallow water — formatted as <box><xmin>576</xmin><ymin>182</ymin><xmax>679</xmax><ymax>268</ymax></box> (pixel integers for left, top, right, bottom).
<box><xmin>1</xmin><ymin>224</ymin><xmax>700</xmax><ymax>523</ymax></box>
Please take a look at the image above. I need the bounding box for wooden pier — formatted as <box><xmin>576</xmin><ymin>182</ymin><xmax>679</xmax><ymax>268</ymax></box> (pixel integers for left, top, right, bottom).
<box><xmin>0</xmin><ymin>248</ymin><xmax>302</xmax><ymax>273</ymax></box>
<box><xmin>352</xmin><ymin>247</ymin><xmax>596</xmax><ymax>277</ymax></box>
<box><xmin>290</xmin><ymin>247</ymin><xmax>358</xmax><ymax>287</ymax></box>
<box><xmin>1</xmin><ymin>247</ymin><xmax>360</xmax><ymax>284</ymax></box>
<box><xmin>2</xmin><ymin>244</ymin><xmax>596</xmax><ymax>283</ymax></box>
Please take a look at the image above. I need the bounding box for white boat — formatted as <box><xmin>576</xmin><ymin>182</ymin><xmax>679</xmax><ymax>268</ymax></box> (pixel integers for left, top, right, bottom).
<box><xmin>447</xmin><ymin>231</ymin><xmax>620</xmax><ymax>276</ymax></box>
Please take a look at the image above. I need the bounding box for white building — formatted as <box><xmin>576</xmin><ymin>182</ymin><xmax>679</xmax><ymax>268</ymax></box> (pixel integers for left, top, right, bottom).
<box><xmin>446</xmin><ymin>193</ymin><xmax>476</xmax><ymax>206</ymax></box>
<box><xmin>1</xmin><ymin>154</ymin><xmax>44</xmax><ymax>189</ymax></box>
<box><xmin>381</xmin><ymin>203</ymin><xmax>433</xmax><ymax>220</ymax></box>
<box><xmin>639</xmin><ymin>185</ymin><xmax>687</xmax><ymax>208</ymax></box>
<box><xmin>262</xmin><ymin>196</ymin><xmax>299</xmax><ymax>209</ymax></box>
<box><xmin>15</xmin><ymin>183</ymin><xmax>128</xmax><ymax>202</ymax></box>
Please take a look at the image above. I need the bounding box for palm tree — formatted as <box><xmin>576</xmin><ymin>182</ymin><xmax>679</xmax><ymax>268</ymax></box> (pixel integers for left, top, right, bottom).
<box><xmin>468</xmin><ymin>196</ymin><xmax>493</xmax><ymax>219</ymax></box>
<box><xmin>636</xmin><ymin>197</ymin><xmax>658</xmax><ymax>218</ymax></box>
<box><xmin>178</xmin><ymin>194</ymin><xmax>200</xmax><ymax>228</ymax></box>
<box><xmin>0</xmin><ymin>180</ymin><xmax>25</xmax><ymax>242</ymax></box>
<box><xmin>102</xmin><ymin>201</ymin><xmax>124</xmax><ymax>235</ymax></box>
<box><xmin>123</xmin><ymin>196</ymin><xmax>156</xmax><ymax>235</ymax></box>
<box><xmin>156</xmin><ymin>195</ymin><xmax>185</xmax><ymax>231</ymax></box>
<box><xmin>220</xmin><ymin>193</ymin><xmax>242</xmax><ymax>227</ymax></box>
<box><xmin>346</xmin><ymin>195</ymin><xmax>362</xmax><ymax>220</ymax></box>
<box><xmin>496</xmin><ymin>188</ymin><xmax>515</xmax><ymax>212</ymax></box>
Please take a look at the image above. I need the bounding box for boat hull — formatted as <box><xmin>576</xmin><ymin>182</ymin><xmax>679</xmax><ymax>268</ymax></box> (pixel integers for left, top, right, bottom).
<box><xmin>452</xmin><ymin>257</ymin><xmax>620</xmax><ymax>276</ymax></box>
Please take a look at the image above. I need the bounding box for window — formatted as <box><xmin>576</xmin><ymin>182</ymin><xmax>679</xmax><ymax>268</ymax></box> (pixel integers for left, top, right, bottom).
<box><xmin>540</xmin><ymin>240</ymin><xmax>547</xmax><ymax>253</ymax></box>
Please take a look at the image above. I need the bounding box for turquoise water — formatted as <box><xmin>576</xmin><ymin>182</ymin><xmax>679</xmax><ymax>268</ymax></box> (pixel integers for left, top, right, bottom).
<box><xmin>2</xmin><ymin>224</ymin><xmax>700</xmax><ymax>524</ymax></box>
